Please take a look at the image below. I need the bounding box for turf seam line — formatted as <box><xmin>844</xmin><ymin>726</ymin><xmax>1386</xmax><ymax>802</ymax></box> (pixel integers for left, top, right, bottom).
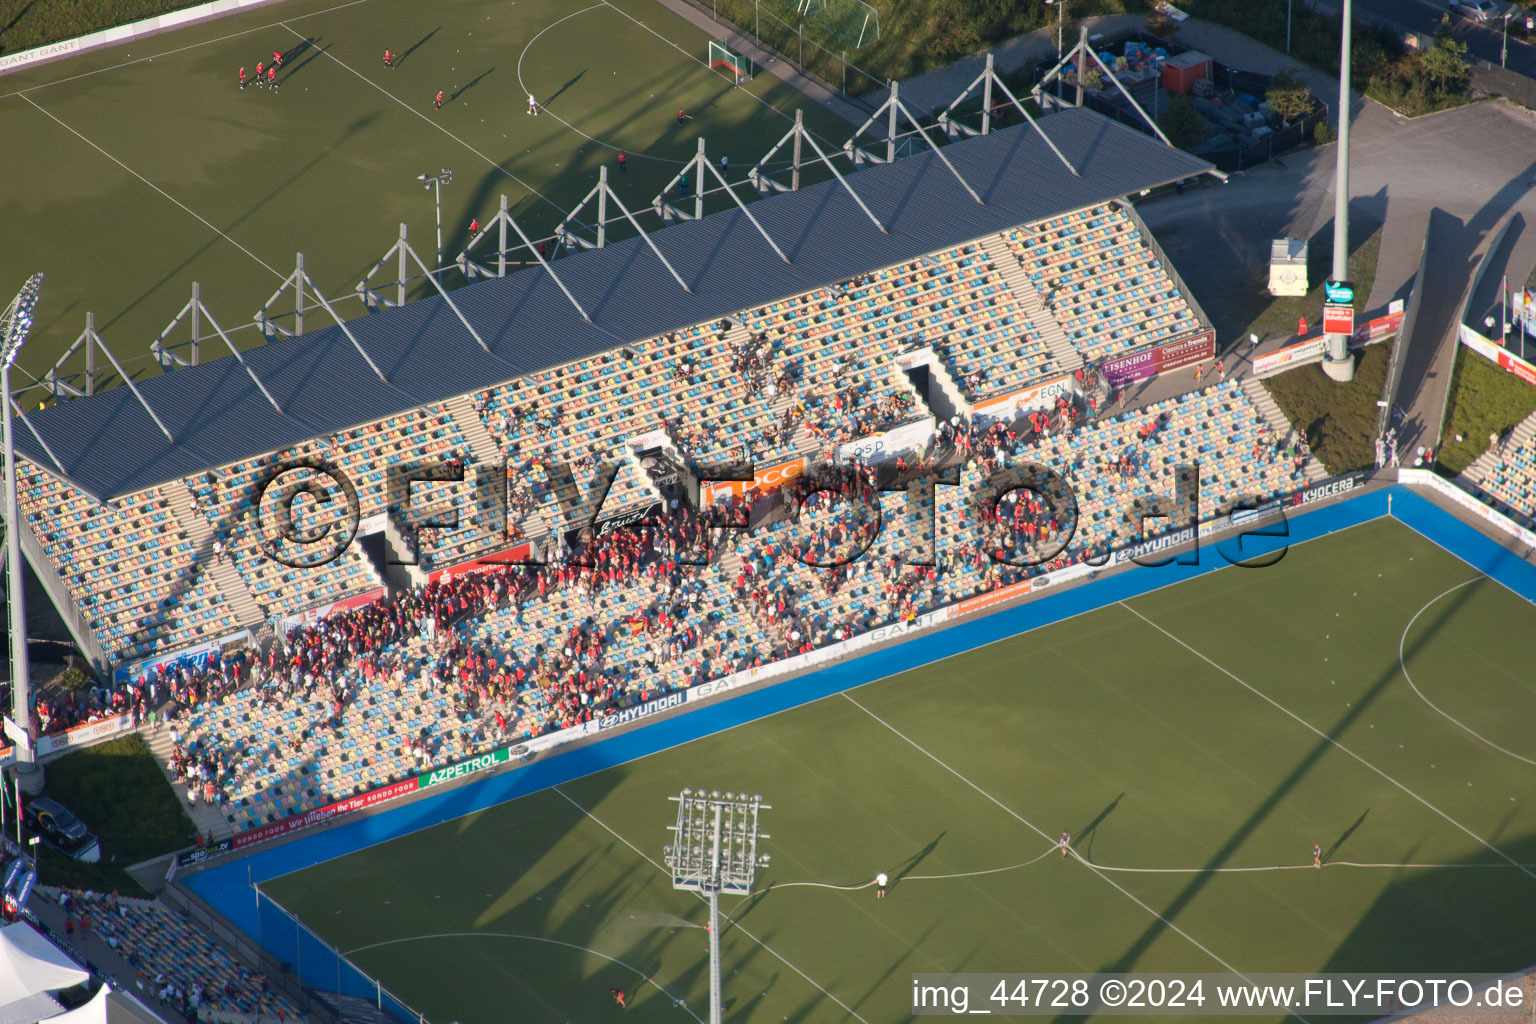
<box><xmin>838</xmin><ymin>692</ymin><xmax>1270</xmax><ymax>991</ymax></box>
<box><xmin>552</xmin><ymin>785</ymin><xmax>874</xmax><ymax>1023</ymax></box>
<box><xmin>278</xmin><ymin>22</ymin><xmax>573</xmax><ymax>221</ymax></box>
<box><xmin>1398</xmin><ymin>576</ymin><xmax>1536</xmax><ymax>767</ymax></box>
<box><xmin>1117</xmin><ymin>599</ymin><xmax>1536</xmax><ymax>886</ymax></box>
<box><xmin>19</xmin><ymin>94</ymin><xmax>284</xmax><ymax>278</ymax></box>
<box><xmin>342</xmin><ymin>931</ymin><xmax>705</xmax><ymax>1021</ymax></box>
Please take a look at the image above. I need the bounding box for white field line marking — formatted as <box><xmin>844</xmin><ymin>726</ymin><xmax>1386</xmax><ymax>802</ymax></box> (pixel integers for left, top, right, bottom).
<box><xmin>1398</xmin><ymin>577</ymin><xmax>1536</xmax><ymax>767</ymax></box>
<box><xmin>6</xmin><ymin>0</ymin><xmax>378</xmax><ymax>94</ymax></box>
<box><xmin>21</xmin><ymin>94</ymin><xmax>283</xmax><ymax>278</ymax></box>
<box><xmin>552</xmin><ymin>785</ymin><xmax>872</xmax><ymax>1024</ymax></box>
<box><xmin>343</xmin><ymin>931</ymin><xmax>703</xmax><ymax>1021</ymax></box>
<box><xmin>839</xmin><ymin>692</ymin><xmax>1257</xmax><ymax>981</ymax></box>
<box><xmin>279</xmin><ymin>23</ymin><xmax>567</xmax><ymax>217</ymax></box>
<box><xmin>1118</xmin><ymin>599</ymin><xmax>1536</xmax><ymax>884</ymax></box>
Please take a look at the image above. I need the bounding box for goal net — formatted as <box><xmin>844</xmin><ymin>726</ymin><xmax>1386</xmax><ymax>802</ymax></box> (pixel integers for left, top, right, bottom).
<box><xmin>708</xmin><ymin>41</ymin><xmax>754</xmax><ymax>82</ymax></box>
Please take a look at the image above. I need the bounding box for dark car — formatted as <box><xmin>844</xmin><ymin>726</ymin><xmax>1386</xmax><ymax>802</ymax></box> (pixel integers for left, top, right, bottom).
<box><xmin>23</xmin><ymin>797</ymin><xmax>100</xmax><ymax>863</ymax></box>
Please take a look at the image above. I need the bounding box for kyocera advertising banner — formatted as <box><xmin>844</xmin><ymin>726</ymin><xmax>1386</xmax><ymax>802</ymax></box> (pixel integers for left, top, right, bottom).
<box><xmin>1100</xmin><ymin>330</ymin><xmax>1215</xmax><ymax>388</ymax></box>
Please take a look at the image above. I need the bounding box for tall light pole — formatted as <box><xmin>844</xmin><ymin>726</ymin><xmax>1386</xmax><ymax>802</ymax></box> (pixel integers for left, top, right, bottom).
<box><xmin>1287</xmin><ymin>0</ymin><xmax>1293</xmax><ymax>53</ymax></box>
<box><xmin>1</xmin><ymin>274</ymin><xmax>43</xmax><ymax>793</ymax></box>
<box><xmin>1045</xmin><ymin>0</ymin><xmax>1064</xmax><ymax>59</ymax></box>
<box><xmin>1322</xmin><ymin>0</ymin><xmax>1356</xmax><ymax>382</ymax></box>
<box><xmin>416</xmin><ymin>169</ymin><xmax>453</xmax><ymax>270</ymax></box>
<box><xmin>665</xmin><ymin>790</ymin><xmax>770</xmax><ymax>1024</ymax></box>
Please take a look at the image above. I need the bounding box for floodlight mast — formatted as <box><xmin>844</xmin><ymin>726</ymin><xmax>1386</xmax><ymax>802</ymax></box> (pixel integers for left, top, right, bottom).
<box><xmin>665</xmin><ymin>789</ymin><xmax>770</xmax><ymax>1024</ymax></box>
<box><xmin>0</xmin><ymin>274</ymin><xmax>44</xmax><ymax>792</ymax></box>
<box><xmin>417</xmin><ymin>169</ymin><xmax>453</xmax><ymax>270</ymax></box>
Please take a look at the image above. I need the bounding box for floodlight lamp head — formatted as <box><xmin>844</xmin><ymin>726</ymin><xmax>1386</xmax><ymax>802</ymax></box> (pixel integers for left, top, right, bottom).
<box><xmin>2</xmin><ymin>273</ymin><xmax>44</xmax><ymax>366</ymax></box>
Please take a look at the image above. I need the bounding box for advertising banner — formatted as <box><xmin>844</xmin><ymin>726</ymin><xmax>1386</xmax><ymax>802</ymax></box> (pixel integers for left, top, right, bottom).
<box><xmin>563</xmin><ymin>501</ymin><xmax>664</xmax><ymax>549</ymax></box>
<box><xmin>426</xmin><ymin>542</ymin><xmax>536</xmax><ymax>584</ymax></box>
<box><xmin>230</xmin><ymin>778</ymin><xmax>418</xmax><ymax>850</ymax></box>
<box><xmin>1100</xmin><ymin>330</ymin><xmax>1215</xmax><ymax>388</ymax></box>
<box><xmin>1322</xmin><ymin>303</ymin><xmax>1355</xmax><ymax>336</ymax></box>
<box><xmin>972</xmin><ymin>375</ymin><xmax>1076</xmax><ymax>425</ymax></box>
<box><xmin>1253</xmin><ymin>338</ymin><xmax>1328</xmax><ymax>376</ymax></box>
<box><xmin>417</xmin><ymin>746</ymin><xmax>515</xmax><ymax>789</ymax></box>
<box><xmin>1458</xmin><ymin>324</ymin><xmax>1536</xmax><ymax>387</ymax></box>
<box><xmin>836</xmin><ymin>417</ymin><xmax>936</xmax><ymax>464</ymax></box>
<box><xmin>594</xmin><ymin>691</ymin><xmax>686</xmax><ymax>731</ymax></box>
<box><xmin>37</xmin><ymin>713</ymin><xmax>136</xmax><ymax>758</ymax></box>
<box><xmin>701</xmin><ymin>456</ymin><xmax>807</xmax><ymax>506</ymax></box>
<box><xmin>953</xmin><ymin>579</ymin><xmax>1034</xmax><ymax>616</ymax></box>
<box><xmin>1398</xmin><ymin>470</ymin><xmax>1536</xmax><ymax>550</ymax></box>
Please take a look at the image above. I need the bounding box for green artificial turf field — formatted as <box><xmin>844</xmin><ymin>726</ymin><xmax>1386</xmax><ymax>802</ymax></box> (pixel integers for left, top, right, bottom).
<box><xmin>0</xmin><ymin>0</ymin><xmax>849</xmax><ymax>392</ymax></box>
<box><xmin>261</xmin><ymin>516</ymin><xmax>1536</xmax><ymax>1023</ymax></box>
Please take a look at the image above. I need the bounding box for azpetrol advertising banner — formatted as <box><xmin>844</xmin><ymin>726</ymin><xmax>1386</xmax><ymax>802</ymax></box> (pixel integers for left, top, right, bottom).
<box><xmin>1100</xmin><ymin>330</ymin><xmax>1215</xmax><ymax>388</ymax></box>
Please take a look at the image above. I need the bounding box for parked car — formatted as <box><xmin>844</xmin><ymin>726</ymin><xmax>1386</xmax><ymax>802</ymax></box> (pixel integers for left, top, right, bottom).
<box><xmin>23</xmin><ymin>797</ymin><xmax>100</xmax><ymax>863</ymax></box>
<box><xmin>1449</xmin><ymin>0</ymin><xmax>1498</xmax><ymax>22</ymax></box>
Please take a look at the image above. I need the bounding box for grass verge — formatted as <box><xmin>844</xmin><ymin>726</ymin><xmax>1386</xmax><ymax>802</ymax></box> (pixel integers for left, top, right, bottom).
<box><xmin>33</xmin><ymin>734</ymin><xmax>196</xmax><ymax>897</ymax></box>
<box><xmin>1436</xmin><ymin>346</ymin><xmax>1536</xmax><ymax>475</ymax></box>
<box><xmin>1263</xmin><ymin>339</ymin><xmax>1391</xmax><ymax>475</ymax></box>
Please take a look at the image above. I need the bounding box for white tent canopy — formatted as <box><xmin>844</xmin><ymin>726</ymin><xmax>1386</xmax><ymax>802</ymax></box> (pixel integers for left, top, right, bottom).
<box><xmin>0</xmin><ymin>922</ymin><xmax>89</xmax><ymax>1013</ymax></box>
<box><xmin>43</xmin><ymin>984</ymin><xmax>111</xmax><ymax>1024</ymax></box>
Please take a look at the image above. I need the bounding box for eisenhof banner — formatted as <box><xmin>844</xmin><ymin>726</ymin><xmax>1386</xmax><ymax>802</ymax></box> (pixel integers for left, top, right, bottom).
<box><xmin>1459</xmin><ymin>324</ymin><xmax>1536</xmax><ymax>387</ymax></box>
<box><xmin>1100</xmin><ymin>330</ymin><xmax>1215</xmax><ymax>388</ymax></box>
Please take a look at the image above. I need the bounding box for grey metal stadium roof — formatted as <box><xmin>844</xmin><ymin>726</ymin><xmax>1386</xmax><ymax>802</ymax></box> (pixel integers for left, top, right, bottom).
<box><xmin>16</xmin><ymin>107</ymin><xmax>1211</xmax><ymax>502</ymax></box>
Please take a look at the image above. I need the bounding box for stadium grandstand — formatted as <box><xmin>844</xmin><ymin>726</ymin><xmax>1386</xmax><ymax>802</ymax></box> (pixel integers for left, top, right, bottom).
<box><xmin>2</xmin><ymin>99</ymin><xmax>1371</xmax><ymax>1020</ymax></box>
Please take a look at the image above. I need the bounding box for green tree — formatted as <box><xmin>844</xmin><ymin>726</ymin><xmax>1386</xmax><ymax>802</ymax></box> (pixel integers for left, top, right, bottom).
<box><xmin>1158</xmin><ymin>94</ymin><xmax>1209</xmax><ymax>150</ymax></box>
<box><xmin>1420</xmin><ymin>23</ymin><xmax>1469</xmax><ymax>94</ymax></box>
<box><xmin>1265</xmin><ymin>67</ymin><xmax>1314</xmax><ymax>123</ymax></box>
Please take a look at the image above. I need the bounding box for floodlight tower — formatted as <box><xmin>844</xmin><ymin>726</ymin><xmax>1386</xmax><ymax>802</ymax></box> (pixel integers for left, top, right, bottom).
<box><xmin>1322</xmin><ymin>0</ymin><xmax>1356</xmax><ymax>382</ymax></box>
<box><xmin>417</xmin><ymin>169</ymin><xmax>453</xmax><ymax>270</ymax></box>
<box><xmin>0</xmin><ymin>274</ymin><xmax>43</xmax><ymax>793</ymax></box>
<box><xmin>664</xmin><ymin>789</ymin><xmax>770</xmax><ymax>1024</ymax></box>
